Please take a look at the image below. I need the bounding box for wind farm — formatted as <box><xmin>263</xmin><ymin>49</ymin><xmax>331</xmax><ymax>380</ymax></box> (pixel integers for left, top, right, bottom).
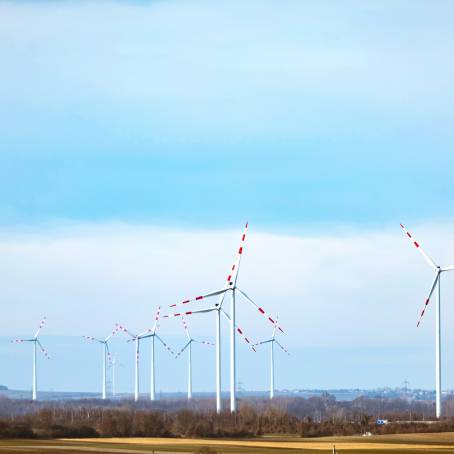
<box><xmin>3</xmin><ymin>0</ymin><xmax>454</xmax><ymax>452</ymax></box>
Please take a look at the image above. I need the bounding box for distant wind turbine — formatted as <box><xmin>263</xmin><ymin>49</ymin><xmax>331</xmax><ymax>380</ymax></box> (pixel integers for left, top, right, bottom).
<box><xmin>83</xmin><ymin>327</ymin><xmax>118</xmax><ymax>399</ymax></box>
<box><xmin>252</xmin><ymin>317</ymin><xmax>289</xmax><ymax>399</ymax></box>
<box><xmin>12</xmin><ymin>316</ymin><xmax>50</xmax><ymax>401</ymax></box>
<box><xmin>175</xmin><ymin>316</ymin><xmax>214</xmax><ymax>400</ymax></box>
<box><xmin>116</xmin><ymin>307</ymin><xmax>174</xmax><ymax>402</ymax></box>
<box><xmin>400</xmin><ymin>223</ymin><xmax>454</xmax><ymax>418</ymax></box>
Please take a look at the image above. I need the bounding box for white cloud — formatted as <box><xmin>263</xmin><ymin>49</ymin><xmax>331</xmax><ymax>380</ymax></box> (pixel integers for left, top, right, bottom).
<box><xmin>2</xmin><ymin>221</ymin><xmax>454</xmax><ymax>344</ymax></box>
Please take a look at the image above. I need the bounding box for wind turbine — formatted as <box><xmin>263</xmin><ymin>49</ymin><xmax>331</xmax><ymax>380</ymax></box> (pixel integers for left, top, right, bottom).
<box><xmin>175</xmin><ymin>316</ymin><xmax>214</xmax><ymax>400</ymax></box>
<box><xmin>12</xmin><ymin>316</ymin><xmax>49</xmax><ymax>401</ymax></box>
<box><xmin>83</xmin><ymin>327</ymin><xmax>118</xmax><ymax>400</ymax></box>
<box><xmin>108</xmin><ymin>353</ymin><xmax>121</xmax><ymax>398</ymax></box>
<box><xmin>400</xmin><ymin>223</ymin><xmax>454</xmax><ymax>418</ymax></box>
<box><xmin>252</xmin><ymin>317</ymin><xmax>289</xmax><ymax>399</ymax></box>
<box><xmin>164</xmin><ymin>222</ymin><xmax>283</xmax><ymax>413</ymax></box>
<box><xmin>116</xmin><ymin>307</ymin><xmax>174</xmax><ymax>402</ymax></box>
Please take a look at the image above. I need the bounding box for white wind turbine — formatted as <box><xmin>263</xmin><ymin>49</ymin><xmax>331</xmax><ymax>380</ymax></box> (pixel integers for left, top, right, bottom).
<box><xmin>83</xmin><ymin>327</ymin><xmax>118</xmax><ymax>399</ymax></box>
<box><xmin>400</xmin><ymin>224</ymin><xmax>454</xmax><ymax>418</ymax></box>
<box><xmin>252</xmin><ymin>317</ymin><xmax>289</xmax><ymax>399</ymax></box>
<box><xmin>117</xmin><ymin>307</ymin><xmax>174</xmax><ymax>402</ymax></box>
<box><xmin>175</xmin><ymin>316</ymin><xmax>214</xmax><ymax>400</ymax></box>
<box><xmin>164</xmin><ymin>222</ymin><xmax>283</xmax><ymax>413</ymax></box>
<box><xmin>108</xmin><ymin>354</ymin><xmax>121</xmax><ymax>398</ymax></box>
<box><xmin>12</xmin><ymin>317</ymin><xmax>49</xmax><ymax>401</ymax></box>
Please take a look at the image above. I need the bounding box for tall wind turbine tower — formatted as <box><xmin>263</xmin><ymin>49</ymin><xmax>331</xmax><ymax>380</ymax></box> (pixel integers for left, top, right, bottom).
<box><xmin>83</xmin><ymin>327</ymin><xmax>118</xmax><ymax>399</ymax></box>
<box><xmin>175</xmin><ymin>316</ymin><xmax>214</xmax><ymax>400</ymax></box>
<box><xmin>253</xmin><ymin>317</ymin><xmax>289</xmax><ymax>399</ymax></box>
<box><xmin>12</xmin><ymin>317</ymin><xmax>49</xmax><ymax>401</ymax></box>
<box><xmin>400</xmin><ymin>224</ymin><xmax>454</xmax><ymax>418</ymax></box>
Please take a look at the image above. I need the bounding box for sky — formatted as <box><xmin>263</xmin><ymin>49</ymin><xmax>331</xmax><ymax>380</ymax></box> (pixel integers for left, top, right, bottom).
<box><xmin>1</xmin><ymin>0</ymin><xmax>454</xmax><ymax>397</ymax></box>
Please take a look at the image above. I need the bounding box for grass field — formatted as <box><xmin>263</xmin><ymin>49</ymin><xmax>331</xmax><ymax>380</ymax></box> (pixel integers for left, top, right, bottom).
<box><xmin>1</xmin><ymin>433</ymin><xmax>454</xmax><ymax>453</ymax></box>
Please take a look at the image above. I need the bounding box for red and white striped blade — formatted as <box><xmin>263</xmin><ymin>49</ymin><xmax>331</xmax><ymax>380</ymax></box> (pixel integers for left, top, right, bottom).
<box><xmin>152</xmin><ymin>306</ymin><xmax>161</xmax><ymax>333</ymax></box>
<box><xmin>161</xmin><ymin>307</ymin><xmax>218</xmax><ymax>319</ymax></box>
<box><xmin>83</xmin><ymin>335</ymin><xmax>97</xmax><ymax>342</ymax></box>
<box><xmin>220</xmin><ymin>308</ymin><xmax>256</xmax><ymax>352</ymax></box>
<box><xmin>105</xmin><ymin>325</ymin><xmax>121</xmax><ymax>342</ymax></box>
<box><xmin>175</xmin><ymin>340</ymin><xmax>191</xmax><ymax>359</ymax></box>
<box><xmin>416</xmin><ymin>271</ymin><xmax>440</xmax><ymax>327</ymax></box>
<box><xmin>34</xmin><ymin>316</ymin><xmax>47</xmax><ymax>339</ymax></box>
<box><xmin>198</xmin><ymin>340</ymin><xmax>215</xmax><ymax>347</ymax></box>
<box><xmin>236</xmin><ymin>288</ymin><xmax>284</xmax><ymax>333</ymax></box>
<box><xmin>37</xmin><ymin>340</ymin><xmax>50</xmax><ymax>359</ymax></box>
<box><xmin>169</xmin><ymin>288</ymin><xmax>228</xmax><ymax>309</ymax></box>
<box><xmin>181</xmin><ymin>316</ymin><xmax>191</xmax><ymax>340</ymax></box>
<box><xmin>274</xmin><ymin>339</ymin><xmax>290</xmax><ymax>355</ymax></box>
<box><xmin>251</xmin><ymin>339</ymin><xmax>272</xmax><ymax>347</ymax></box>
<box><xmin>155</xmin><ymin>334</ymin><xmax>175</xmax><ymax>356</ymax></box>
<box><xmin>226</xmin><ymin>222</ymin><xmax>249</xmax><ymax>287</ymax></box>
<box><xmin>115</xmin><ymin>323</ymin><xmax>136</xmax><ymax>339</ymax></box>
<box><xmin>11</xmin><ymin>338</ymin><xmax>27</xmax><ymax>344</ymax></box>
<box><xmin>400</xmin><ymin>224</ymin><xmax>438</xmax><ymax>269</ymax></box>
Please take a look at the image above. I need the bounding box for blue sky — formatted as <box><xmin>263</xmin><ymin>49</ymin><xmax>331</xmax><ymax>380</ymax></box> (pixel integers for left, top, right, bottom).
<box><xmin>1</xmin><ymin>0</ymin><xmax>454</xmax><ymax>396</ymax></box>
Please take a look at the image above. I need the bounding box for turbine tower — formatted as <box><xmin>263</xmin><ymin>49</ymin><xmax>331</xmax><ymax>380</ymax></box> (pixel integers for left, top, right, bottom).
<box><xmin>12</xmin><ymin>316</ymin><xmax>49</xmax><ymax>401</ymax></box>
<box><xmin>164</xmin><ymin>223</ymin><xmax>283</xmax><ymax>413</ymax></box>
<box><xmin>175</xmin><ymin>316</ymin><xmax>214</xmax><ymax>400</ymax></box>
<box><xmin>83</xmin><ymin>327</ymin><xmax>118</xmax><ymax>399</ymax></box>
<box><xmin>109</xmin><ymin>354</ymin><xmax>119</xmax><ymax>398</ymax></box>
<box><xmin>400</xmin><ymin>224</ymin><xmax>454</xmax><ymax>418</ymax></box>
<box><xmin>117</xmin><ymin>307</ymin><xmax>174</xmax><ymax>402</ymax></box>
<box><xmin>252</xmin><ymin>317</ymin><xmax>289</xmax><ymax>399</ymax></box>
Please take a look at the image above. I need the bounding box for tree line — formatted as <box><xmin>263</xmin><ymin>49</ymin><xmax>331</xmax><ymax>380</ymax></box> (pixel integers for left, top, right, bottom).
<box><xmin>2</xmin><ymin>394</ymin><xmax>454</xmax><ymax>439</ymax></box>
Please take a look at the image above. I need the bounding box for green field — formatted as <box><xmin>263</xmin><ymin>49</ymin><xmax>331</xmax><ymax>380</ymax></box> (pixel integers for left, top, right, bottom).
<box><xmin>1</xmin><ymin>433</ymin><xmax>454</xmax><ymax>454</ymax></box>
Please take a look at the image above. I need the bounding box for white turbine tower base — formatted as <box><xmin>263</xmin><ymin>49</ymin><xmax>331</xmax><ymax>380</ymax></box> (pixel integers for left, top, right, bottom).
<box><xmin>401</xmin><ymin>224</ymin><xmax>454</xmax><ymax>419</ymax></box>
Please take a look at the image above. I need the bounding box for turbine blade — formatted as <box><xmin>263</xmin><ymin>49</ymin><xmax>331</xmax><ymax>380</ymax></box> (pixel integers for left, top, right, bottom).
<box><xmin>181</xmin><ymin>315</ymin><xmax>191</xmax><ymax>340</ymax></box>
<box><xmin>194</xmin><ymin>339</ymin><xmax>215</xmax><ymax>347</ymax></box>
<box><xmin>152</xmin><ymin>306</ymin><xmax>161</xmax><ymax>333</ymax></box>
<box><xmin>175</xmin><ymin>341</ymin><xmax>191</xmax><ymax>359</ymax></box>
<box><xmin>115</xmin><ymin>323</ymin><xmax>137</xmax><ymax>339</ymax></box>
<box><xmin>155</xmin><ymin>334</ymin><xmax>175</xmax><ymax>356</ymax></box>
<box><xmin>416</xmin><ymin>271</ymin><xmax>440</xmax><ymax>327</ymax></box>
<box><xmin>400</xmin><ymin>224</ymin><xmax>438</xmax><ymax>269</ymax></box>
<box><xmin>37</xmin><ymin>340</ymin><xmax>50</xmax><ymax>359</ymax></box>
<box><xmin>220</xmin><ymin>308</ymin><xmax>256</xmax><ymax>352</ymax></box>
<box><xmin>272</xmin><ymin>315</ymin><xmax>279</xmax><ymax>339</ymax></box>
<box><xmin>34</xmin><ymin>316</ymin><xmax>47</xmax><ymax>339</ymax></box>
<box><xmin>161</xmin><ymin>307</ymin><xmax>217</xmax><ymax>319</ymax></box>
<box><xmin>274</xmin><ymin>339</ymin><xmax>290</xmax><ymax>355</ymax></box>
<box><xmin>105</xmin><ymin>326</ymin><xmax>119</xmax><ymax>342</ymax></box>
<box><xmin>226</xmin><ymin>222</ymin><xmax>249</xmax><ymax>287</ymax></box>
<box><xmin>251</xmin><ymin>339</ymin><xmax>273</xmax><ymax>347</ymax></box>
<box><xmin>169</xmin><ymin>288</ymin><xmax>228</xmax><ymax>308</ymax></box>
<box><xmin>236</xmin><ymin>288</ymin><xmax>284</xmax><ymax>333</ymax></box>
<box><xmin>442</xmin><ymin>265</ymin><xmax>454</xmax><ymax>271</ymax></box>
<box><xmin>11</xmin><ymin>338</ymin><xmax>29</xmax><ymax>344</ymax></box>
